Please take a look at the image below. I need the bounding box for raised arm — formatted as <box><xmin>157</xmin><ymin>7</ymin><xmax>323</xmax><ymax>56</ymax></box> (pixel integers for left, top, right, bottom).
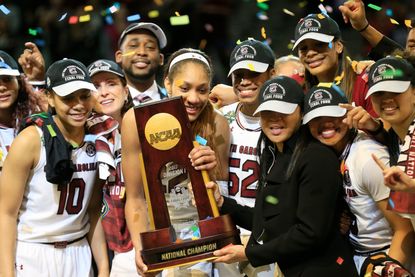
<box><xmin>339</xmin><ymin>0</ymin><xmax>403</xmax><ymax>59</ymax></box>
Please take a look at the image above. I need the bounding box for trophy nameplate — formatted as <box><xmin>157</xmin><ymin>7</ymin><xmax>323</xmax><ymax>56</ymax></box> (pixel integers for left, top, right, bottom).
<box><xmin>133</xmin><ymin>96</ymin><xmax>240</xmax><ymax>271</ymax></box>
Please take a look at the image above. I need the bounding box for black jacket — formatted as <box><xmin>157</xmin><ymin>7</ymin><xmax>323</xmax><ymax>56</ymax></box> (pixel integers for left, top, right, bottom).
<box><xmin>222</xmin><ymin>139</ymin><xmax>358</xmax><ymax>277</ymax></box>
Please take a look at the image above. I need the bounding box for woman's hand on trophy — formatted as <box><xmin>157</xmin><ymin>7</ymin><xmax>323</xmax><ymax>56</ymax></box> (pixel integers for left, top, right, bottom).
<box><xmin>188</xmin><ymin>145</ymin><xmax>217</xmax><ymax>171</ymax></box>
<box><xmin>205</xmin><ymin>181</ymin><xmax>224</xmax><ymax>208</ymax></box>
<box><xmin>213</xmin><ymin>244</ymin><xmax>248</xmax><ymax>263</ymax></box>
<box><xmin>135</xmin><ymin>249</ymin><xmax>160</xmax><ymax>277</ymax></box>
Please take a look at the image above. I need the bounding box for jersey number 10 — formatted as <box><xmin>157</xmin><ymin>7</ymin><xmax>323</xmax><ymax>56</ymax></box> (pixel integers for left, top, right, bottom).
<box><xmin>57</xmin><ymin>178</ymin><xmax>86</xmax><ymax>214</ymax></box>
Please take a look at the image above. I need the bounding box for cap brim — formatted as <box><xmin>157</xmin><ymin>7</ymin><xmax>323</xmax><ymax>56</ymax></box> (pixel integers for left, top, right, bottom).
<box><xmin>52</xmin><ymin>80</ymin><xmax>97</xmax><ymax>97</ymax></box>
<box><xmin>228</xmin><ymin>60</ymin><xmax>269</xmax><ymax>77</ymax></box>
<box><xmin>366</xmin><ymin>80</ymin><xmax>411</xmax><ymax>99</ymax></box>
<box><xmin>253</xmin><ymin>100</ymin><xmax>298</xmax><ymax>116</ymax></box>
<box><xmin>89</xmin><ymin>69</ymin><xmax>124</xmax><ymax>78</ymax></box>
<box><xmin>122</xmin><ymin>23</ymin><xmax>167</xmax><ymax>49</ymax></box>
<box><xmin>0</xmin><ymin>68</ymin><xmax>20</xmax><ymax>76</ymax></box>
<box><xmin>293</xmin><ymin>33</ymin><xmax>334</xmax><ymax>50</ymax></box>
<box><xmin>302</xmin><ymin>106</ymin><xmax>346</xmax><ymax>124</ymax></box>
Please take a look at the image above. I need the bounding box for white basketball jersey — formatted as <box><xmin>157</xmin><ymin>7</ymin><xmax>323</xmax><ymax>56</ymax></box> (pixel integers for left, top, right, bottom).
<box><xmin>0</xmin><ymin>126</ymin><xmax>15</xmax><ymax>169</ymax></box>
<box><xmin>17</xmin><ymin>128</ymin><xmax>98</xmax><ymax>242</ymax></box>
<box><xmin>342</xmin><ymin>132</ymin><xmax>392</xmax><ymax>252</ymax></box>
<box><xmin>221</xmin><ymin>103</ymin><xmax>261</xmax><ymax>235</ymax></box>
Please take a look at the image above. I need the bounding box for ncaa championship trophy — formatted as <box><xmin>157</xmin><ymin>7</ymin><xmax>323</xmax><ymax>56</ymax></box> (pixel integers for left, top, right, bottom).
<box><xmin>133</xmin><ymin>96</ymin><xmax>240</xmax><ymax>271</ymax></box>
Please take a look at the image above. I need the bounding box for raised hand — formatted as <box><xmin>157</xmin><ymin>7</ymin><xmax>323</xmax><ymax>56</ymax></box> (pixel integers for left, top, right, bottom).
<box><xmin>372</xmin><ymin>154</ymin><xmax>415</xmax><ymax>193</ymax></box>
<box><xmin>18</xmin><ymin>42</ymin><xmax>45</xmax><ymax>81</ymax></box>
<box><xmin>338</xmin><ymin>0</ymin><xmax>368</xmax><ymax>31</ymax></box>
<box><xmin>339</xmin><ymin>103</ymin><xmax>380</xmax><ymax>131</ymax></box>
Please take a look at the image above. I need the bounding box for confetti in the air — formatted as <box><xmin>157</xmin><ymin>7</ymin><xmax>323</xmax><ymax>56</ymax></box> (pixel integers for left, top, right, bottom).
<box><xmin>390</xmin><ymin>18</ymin><xmax>399</xmax><ymax>25</ymax></box>
<box><xmin>28</xmin><ymin>28</ymin><xmax>37</xmax><ymax>36</ymax></box>
<box><xmin>336</xmin><ymin>257</ymin><xmax>344</xmax><ymax>265</ymax></box>
<box><xmin>261</xmin><ymin>27</ymin><xmax>267</xmax><ymax>39</ymax></box>
<box><xmin>265</xmin><ymin>195</ymin><xmax>279</xmax><ymax>205</ymax></box>
<box><xmin>199</xmin><ymin>39</ymin><xmax>207</xmax><ymax>50</ymax></box>
<box><xmin>170</xmin><ymin>15</ymin><xmax>190</xmax><ymax>26</ymax></box>
<box><xmin>127</xmin><ymin>14</ymin><xmax>141</xmax><ymax>22</ymax></box>
<box><xmin>283</xmin><ymin>9</ymin><xmax>295</xmax><ymax>16</ymax></box>
<box><xmin>108</xmin><ymin>3</ymin><xmax>120</xmax><ymax>14</ymax></box>
<box><xmin>257</xmin><ymin>2</ymin><xmax>269</xmax><ymax>11</ymax></box>
<box><xmin>105</xmin><ymin>15</ymin><xmax>114</xmax><ymax>25</ymax></box>
<box><xmin>367</xmin><ymin>3</ymin><xmax>382</xmax><ymax>11</ymax></box>
<box><xmin>148</xmin><ymin>10</ymin><xmax>159</xmax><ymax>18</ymax></box>
<box><xmin>154</xmin><ymin>0</ymin><xmax>164</xmax><ymax>6</ymax></box>
<box><xmin>79</xmin><ymin>14</ymin><xmax>91</xmax><ymax>23</ymax></box>
<box><xmin>325</xmin><ymin>5</ymin><xmax>333</xmax><ymax>13</ymax></box>
<box><xmin>204</xmin><ymin>23</ymin><xmax>214</xmax><ymax>32</ymax></box>
<box><xmin>58</xmin><ymin>13</ymin><xmax>68</xmax><ymax>21</ymax></box>
<box><xmin>405</xmin><ymin>20</ymin><xmax>413</xmax><ymax>28</ymax></box>
<box><xmin>256</xmin><ymin>11</ymin><xmax>269</xmax><ymax>21</ymax></box>
<box><xmin>68</xmin><ymin>16</ymin><xmax>78</xmax><ymax>25</ymax></box>
<box><xmin>385</xmin><ymin>8</ymin><xmax>393</xmax><ymax>17</ymax></box>
<box><xmin>0</xmin><ymin>5</ymin><xmax>10</xmax><ymax>15</ymax></box>
<box><xmin>84</xmin><ymin>5</ymin><xmax>93</xmax><ymax>12</ymax></box>
<box><xmin>298</xmin><ymin>1</ymin><xmax>307</xmax><ymax>8</ymax></box>
<box><xmin>318</xmin><ymin>4</ymin><xmax>328</xmax><ymax>15</ymax></box>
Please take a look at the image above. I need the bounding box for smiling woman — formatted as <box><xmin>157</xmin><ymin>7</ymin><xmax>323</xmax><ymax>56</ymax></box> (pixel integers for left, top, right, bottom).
<box><xmin>0</xmin><ymin>58</ymin><xmax>109</xmax><ymax>276</ymax></box>
<box><xmin>0</xmin><ymin>50</ymin><xmax>43</xmax><ymax>168</ymax></box>
<box><xmin>294</xmin><ymin>13</ymin><xmax>377</xmax><ymax>118</ymax></box>
<box><xmin>302</xmin><ymin>83</ymin><xmax>414</xmax><ymax>274</ymax></box>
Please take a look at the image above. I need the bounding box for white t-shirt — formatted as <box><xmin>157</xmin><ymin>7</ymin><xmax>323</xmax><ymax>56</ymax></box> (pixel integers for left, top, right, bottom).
<box><xmin>342</xmin><ymin>131</ymin><xmax>392</xmax><ymax>253</ymax></box>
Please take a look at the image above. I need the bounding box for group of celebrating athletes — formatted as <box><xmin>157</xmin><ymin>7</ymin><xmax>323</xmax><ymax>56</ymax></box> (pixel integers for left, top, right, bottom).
<box><xmin>1</xmin><ymin>0</ymin><xmax>415</xmax><ymax>276</ymax></box>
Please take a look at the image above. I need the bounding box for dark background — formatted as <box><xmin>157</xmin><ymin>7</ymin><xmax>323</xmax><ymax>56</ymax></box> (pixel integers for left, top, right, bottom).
<box><xmin>1</xmin><ymin>0</ymin><xmax>414</xmax><ymax>84</ymax></box>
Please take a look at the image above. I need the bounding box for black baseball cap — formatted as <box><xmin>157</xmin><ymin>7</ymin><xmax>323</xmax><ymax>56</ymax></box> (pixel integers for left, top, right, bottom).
<box><xmin>118</xmin><ymin>22</ymin><xmax>167</xmax><ymax>49</ymax></box>
<box><xmin>366</xmin><ymin>56</ymin><xmax>415</xmax><ymax>99</ymax></box>
<box><xmin>302</xmin><ymin>83</ymin><xmax>348</xmax><ymax>124</ymax></box>
<box><xmin>46</xmin><ymin>58</ymin><xmax>97</xmax><ymax>97</ymax></box>
<box><xmin>87</xmin><ymin>59</ymin><xmax>124</xmax><ymax>78</ymax></box>
<box><xmin>254</xmin><ymin>76</ymin><xmax>304</xmax><ymax>115</ymax></box>
<box><xmin>293</xmin><ymin>13</ymin><xmax>341</xmax><ymax>50</ymax></box>
<box><xmin>0</xmin><ymin>50</ymin><xmax>20</xmax><ymax>76</ymax></box>
<box><xmin>228</xmin><ymin>39</ymin><xmax>275</xmax><ymax>77</ymax></box>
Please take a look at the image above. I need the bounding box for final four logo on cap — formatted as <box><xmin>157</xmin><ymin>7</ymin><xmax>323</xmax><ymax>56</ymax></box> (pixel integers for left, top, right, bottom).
<box><xmin>302</xmin><ymin>83</ymin><xmax>348</xmax><ymax>124</ymax></box>
<box><xmin>228</xmin><ymin>39</ymin><xmax>275</xmax><ymax>76</ymax></box>
<box><xmin>263</xmin><ymin>81</ymin><xmax>286</xmax><ymax>101</ymax></box>
<box><xmin>87</xmin><ymin>59</ymin><xmax>124</xmax><ymax>78</ymax></box>
<box><xmin>253</xmin><ymin>76</ymin><xmax>304</xmax><ymax>115</ymax></box>
<box><xmin>46</xmin><ymin>58</ymin><xmax>97</xmax><ymax>97</ymax></box>
<box><xmin>366</xmin><ymin>56</ymin><xmax>415</xmax><ymax>99</ymax></box>
<box><xmin>293</xmin><ymin>13</ymin><xmax>341</xmax><ymax>50</ymax></box>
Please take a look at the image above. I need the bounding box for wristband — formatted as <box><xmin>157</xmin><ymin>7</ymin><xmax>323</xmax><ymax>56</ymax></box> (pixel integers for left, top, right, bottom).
<box><xmin>358</xmin><ymin>22</ymin><xmax>370</xmax><ymax>32</ymax></box>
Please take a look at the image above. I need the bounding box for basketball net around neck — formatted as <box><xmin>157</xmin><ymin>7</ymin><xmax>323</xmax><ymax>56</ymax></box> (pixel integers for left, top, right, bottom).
<box><xmin>389</xmin><ymin>118</ymin><xmax>415</xmax><ymax>214</ymax></box>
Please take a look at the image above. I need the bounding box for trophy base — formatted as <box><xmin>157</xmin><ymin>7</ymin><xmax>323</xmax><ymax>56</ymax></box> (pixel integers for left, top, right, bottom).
<box><xmin>140</xmin><ymin>214</ymin><xmax>241</xmax><ymax>272</ymax></box>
